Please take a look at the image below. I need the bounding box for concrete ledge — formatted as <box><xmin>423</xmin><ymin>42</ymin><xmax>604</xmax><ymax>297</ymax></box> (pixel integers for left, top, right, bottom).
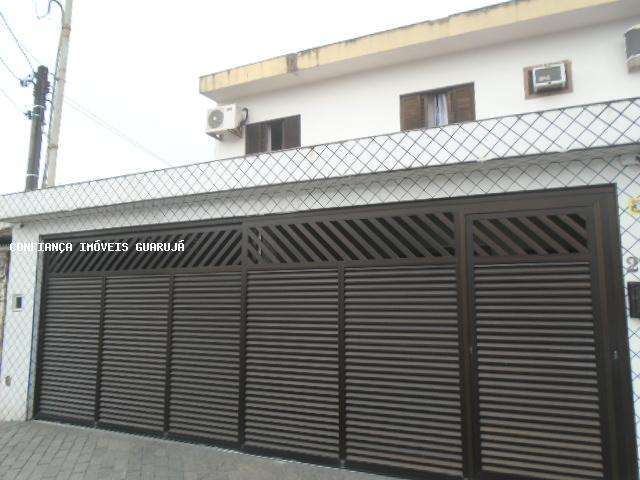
<box><xmin>199</xmin><ymin>0</ymin><xmax>633</xmax><ymax>102</ymax></box>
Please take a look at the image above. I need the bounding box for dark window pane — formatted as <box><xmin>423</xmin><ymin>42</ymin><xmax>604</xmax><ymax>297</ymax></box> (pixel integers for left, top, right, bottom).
<box><xmin>270</xmin><ymin>120</ymin><xmax>283</xmax><ymax>151</ymax></box>
<box><xmin>282</xmin><ymin>116</ymin><xmax>301</xmax><ymax>149</ymax></box>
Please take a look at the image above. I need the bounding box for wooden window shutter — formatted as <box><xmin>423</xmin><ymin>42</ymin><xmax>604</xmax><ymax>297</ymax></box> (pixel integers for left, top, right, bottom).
<box><xmin>261</xmin><ymin>123</ymin><xmax>272</xmax><ymax>151</ymax></box>
<box><xmin>400</xmin><ymin>93</ymin><xmax>424</xmax><ymax>130</ymax></box>
<box><xmin>449</xmin><ymin>84</ymin><xmax>475</xmax><ymax>123</ymax></box>
<box><xmin>246</xmin><ymin>123</ymin><xmax>265</xmax><ymax>155</ymax></box>
<box><xmin>282</xmin><ymin>116</ymin><xmax>301</xmax><ymax>149</ymax></box>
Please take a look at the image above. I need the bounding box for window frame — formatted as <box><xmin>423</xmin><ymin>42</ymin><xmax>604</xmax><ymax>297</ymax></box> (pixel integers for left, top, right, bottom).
<box><xmin>245</xmin><ymin>114</ymin><xmax>301</xmax><ymax>155</ymax></box>
<box><xmin>399</xmin><ymin>82</ymin><xmax>475</xmax><ymax>131</ymax></box>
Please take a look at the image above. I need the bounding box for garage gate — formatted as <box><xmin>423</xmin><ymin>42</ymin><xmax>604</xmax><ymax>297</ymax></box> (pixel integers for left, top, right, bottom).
<box><xmin>34</xmin><ymin>186</ymin><xmax>637</xmax><ymax>480</ymax></box>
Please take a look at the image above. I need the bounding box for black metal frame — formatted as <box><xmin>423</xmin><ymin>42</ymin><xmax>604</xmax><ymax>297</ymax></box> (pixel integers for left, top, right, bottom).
<box><xmin>32</xmin><ymin>184</ymin><xmax>637</xmax><ymax>480</ymax></box>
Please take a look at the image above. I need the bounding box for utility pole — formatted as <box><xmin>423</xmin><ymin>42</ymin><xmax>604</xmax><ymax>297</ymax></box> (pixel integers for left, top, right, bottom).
<box><xmin>25</xmin><ymin>65</ymin><xmax>49</xmax><ymax>192</ymax></box>
<box><xmin>43</xmin><ymin>0</ymin><xmax>73</xmax><ymax>188</ymax></box>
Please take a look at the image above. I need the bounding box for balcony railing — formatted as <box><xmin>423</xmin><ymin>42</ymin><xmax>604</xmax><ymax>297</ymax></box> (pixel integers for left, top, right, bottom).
<box><xmin>0</xmin><ymin>97</ymin><xmax>639</xmax><ymax>221</ymax></box>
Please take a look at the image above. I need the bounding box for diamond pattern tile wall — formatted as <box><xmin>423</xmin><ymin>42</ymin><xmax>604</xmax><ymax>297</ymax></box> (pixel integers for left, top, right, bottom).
<box><xmin>0</xmin><ymin>98</ymin><xmax>637</xmax><ymax>221</ymax></box>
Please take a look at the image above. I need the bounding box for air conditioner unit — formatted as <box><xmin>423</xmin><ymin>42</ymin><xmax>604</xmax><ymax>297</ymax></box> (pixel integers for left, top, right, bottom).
<box><xmin>626</xmin><ymin>24</ymin><xmax>640</xmax><ymax>72</ymax></box>
<box><xmin>206</xmin><ymin>104</ymin><xmax>243</xmax><ymax>137</ymax></box>
<box><xmin>532</xmin><ymin>63</ymin><xmax>567</xmax><ymax>93</ymax></box>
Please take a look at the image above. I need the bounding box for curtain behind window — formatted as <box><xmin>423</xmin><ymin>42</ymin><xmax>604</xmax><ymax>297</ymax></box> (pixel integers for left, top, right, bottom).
<box><xmin>425</xmin><ymin>93</ymin><xmax>449</xmax><ymax>128</ymax></box>
<box><xmin>435</xmin><ymin>93</ymin><xmax>449</xmax><ymax>126</ymax></box>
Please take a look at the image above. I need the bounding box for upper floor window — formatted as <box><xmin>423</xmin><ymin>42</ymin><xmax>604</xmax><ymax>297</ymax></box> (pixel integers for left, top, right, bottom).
<box><xmin>400</xmin><ymin>83</ymin><xmax>475</xmax><ymax>131</ymax></box>
<box><xmin>246</xmin><ymin>115</ymin><xmax>301</xmax><ymax>155</ymax></box>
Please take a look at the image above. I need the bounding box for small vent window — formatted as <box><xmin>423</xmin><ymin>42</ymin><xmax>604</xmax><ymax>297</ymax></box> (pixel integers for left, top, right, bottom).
<box><xmin>523</xmin><ymin>60</ymin><xmax>573</xmax><ymax>99</ymax></box>
<box><xmin>12</xmin><ymin>294</ymin><xmax>23</xmax><ymax>311</ymax></box>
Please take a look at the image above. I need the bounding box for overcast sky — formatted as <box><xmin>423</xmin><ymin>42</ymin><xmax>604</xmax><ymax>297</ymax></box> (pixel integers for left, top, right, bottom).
<box><xmin>0</xmin><ymin>0</ymin><xmax>501</xmax><ymax>195</ymax></box>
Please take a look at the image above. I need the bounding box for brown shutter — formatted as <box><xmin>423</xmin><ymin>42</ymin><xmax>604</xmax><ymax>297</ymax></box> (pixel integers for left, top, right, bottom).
<box><xmin>245</xmin><ymin>268</ymin><xmax>340</xmax><ymax>459</ymax></box>
<box><xmin>282</xmin><ymin>115</ymin><xmax>301</xmax><ymax>149</ymax></box>
<box><xmin>473</xmin><ymin>261</ymin><xmax>605</xmax><ymax>480</ymax></box>
<box><xmin>345</xmin><ymin>264</ymin><xmax>464</xmax><ymax>476</ymax></box>
<box><xmin>38</xmin><ymin>276</ymin><xmax>102</xmax><ymax>422</ymax></box>
<box><xmin>99</xmin><ymin>275</ymin><xmax>170</xmax><ymax>432</ymax></box>
<box><xmin>246</xmin><ymin>123</ymin><xmax>264</xmax><ymax>155</ymax></box>
<box><xmin>169</xmin><ymin>272</ymin><xmax>242</xmax><ymax>442</ymax></box>
<box><xmin>400</xmin><ymin>93</ymin><xmax>424</xmax><ymax>130</ymax></box>
<box><xmin>449</xmin><ymin>84</ymin><xmax>475</xmax><ymax>123</ymax></box>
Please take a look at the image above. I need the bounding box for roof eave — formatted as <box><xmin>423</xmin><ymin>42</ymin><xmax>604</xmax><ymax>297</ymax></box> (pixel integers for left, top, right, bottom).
<box><xmin>199</xmin><ymin>0</ymin><xmax>636</xmax><ymax>103</ymax></box>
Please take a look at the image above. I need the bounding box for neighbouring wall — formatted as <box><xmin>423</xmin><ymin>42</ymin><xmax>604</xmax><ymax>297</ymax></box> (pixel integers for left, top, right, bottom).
<box><xmin>0</xmin><ymin>249</ymin><xmax>9</xmax><ymax>368</ymax></box>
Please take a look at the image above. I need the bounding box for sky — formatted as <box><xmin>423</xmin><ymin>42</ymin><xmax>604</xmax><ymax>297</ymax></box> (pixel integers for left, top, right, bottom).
<box><xmin>0</xmin><ymin>0</ymin><xmax>502</xmax><ymax>195</ymax></box>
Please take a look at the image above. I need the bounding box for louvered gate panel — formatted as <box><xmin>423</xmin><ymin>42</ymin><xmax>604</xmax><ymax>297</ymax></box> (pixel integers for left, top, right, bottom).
<box><xmin>169</xmin><ymin>272</ymin><xmax>241</xmax><ymax>442</ymax></box>
<box><xmin>99</xmin><ymin>275</ymin><xmax>170</xmax><ymax>431</ymax></box>
<box><xmin>344</xmin><ymin>265</ymin><xmax>463</xmax><ymax>477</ymax></box>
<box><xmin>245</xmin><ymin>269</ymin><xmax>340</xmax><ymax>459</ymax></box>
<box><xmin>474</xmin><ymin>262</ymin><xmax>605</xmax><ymax>480</ymax></box>
<box><xmin>38</xmin><ymin>276</ymin><xmax>102</xmax><ymax>421</ymax></box>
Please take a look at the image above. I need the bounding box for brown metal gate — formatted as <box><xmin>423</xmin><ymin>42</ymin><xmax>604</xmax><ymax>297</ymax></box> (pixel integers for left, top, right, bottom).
<box><xmin>34</xmin><ymin>185</ymin><xmax>637</xmax><ymax>480</ymax></box>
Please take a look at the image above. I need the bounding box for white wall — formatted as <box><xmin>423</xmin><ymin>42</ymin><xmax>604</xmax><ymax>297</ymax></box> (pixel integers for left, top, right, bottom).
<box><xmin>215</xmin><ymin>16</ymin><xmax>640</xmax><ymax>160</ymax></box>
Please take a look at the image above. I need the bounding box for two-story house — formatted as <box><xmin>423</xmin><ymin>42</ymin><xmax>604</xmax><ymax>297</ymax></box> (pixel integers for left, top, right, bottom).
<box><xmin>0</xmin><ymin>1</ymin><xmax>639</xmax><ymax>480</ymax></box>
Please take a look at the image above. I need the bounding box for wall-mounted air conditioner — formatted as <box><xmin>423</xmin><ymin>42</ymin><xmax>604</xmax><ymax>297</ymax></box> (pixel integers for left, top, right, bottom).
<box><xmin>531</xmin><ymin>63</ymin><xmax>567</xmax><ymax>93</ymax></box>
<box><xmin>206</xmin><ymin>104</ymin><xmax>245</xmax><ymax>139</ymax></box>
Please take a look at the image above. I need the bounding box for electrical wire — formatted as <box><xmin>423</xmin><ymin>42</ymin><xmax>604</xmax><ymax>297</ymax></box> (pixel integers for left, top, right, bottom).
<box><xmin>34</xmin><ymin>0</ymin><xmax>63</xmax><ymax>21</ymax></box>
<box><xmin>0</xmin><ymin>86</ymin><xmax>25</xmax><ymax>115</ymax></box>
<box><xmin>1</xmin><ymin>8</ymin><xmax>175</xmax><ymax>170</ymax></box>
<box><xmin>0</xmin><ymin>11</ymin><xmax>36</xmax><ymax>71</ymax></box>
<box><xmin>0</xmin><ymin>55</ymin><xmax>21</xmax><ymax>82</ymax></box>
<box><xmin>28</xmin><ymin>62</ymin><xmax>174</xmax><ymax>171</ymax></box>
<box><xmin>47</xmin><ymin>66</ymin><xmax>176</xmax><ymax>169</ymax></box>
<box><xmin>63</xmin><ymin>97</ymin><xmax>176</xmax><ymax>168</ymax></box>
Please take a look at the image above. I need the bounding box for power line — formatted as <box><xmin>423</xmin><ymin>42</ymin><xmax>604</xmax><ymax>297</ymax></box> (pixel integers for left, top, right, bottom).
<box><xmin>30</xmin><ymin>62</ymin><xmax>175</xmax><ymax>170</ymax></box>
<box><xmin>34</xmin><ymin>51</ymin><xmax>174</xmax><ymax>170</ymax></box>
<box><xmin>35</xmin><ymin>56</ymin><xmax>175</xmax><ymax>171</ymax></box>
<box><xmin>0</xmin><ymin>86</ymin><xmax>24</xmax><ymax>115</ymax></box>
<box><xmin>0</xmin><ymin>55</ymin><xmax>21</xmax><ymax>82</ymax></box>
<box><xmin>0</xmin><ymin>10</ymin><xmax>36</xmax><ymax>71</ymax></box>
<box><xmin>34</xmin><ymin>0</ymin><xmax>63</xmax><ymax>21</ymax></box>
<box><xmin>64</xmin><ymin>96</ymin><xmax>175</xmax><ymax>168</ymax></box>
<box><xmin>0</xmin><ymin>8</ymin><xmax>174</xmax><ymax>171</ymax></box>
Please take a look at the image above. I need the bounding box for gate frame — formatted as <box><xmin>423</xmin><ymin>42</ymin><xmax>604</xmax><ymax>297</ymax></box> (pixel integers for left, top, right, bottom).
<box><xmin>32</xmin><ymin>184</ymin><xmax>638</xmax><ymax>480</ymax></box>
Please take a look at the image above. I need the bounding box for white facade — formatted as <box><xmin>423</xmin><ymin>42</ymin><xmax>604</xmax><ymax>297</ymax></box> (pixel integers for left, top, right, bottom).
<box><xmin>0</xmin><ymin>1</ymin><xmax>639</xmax><ymax>476</ymax></box>
<box><xmin>215</xmin><ymin>16</ymin><xmax>640</xmax><ymax>159</ymax></box>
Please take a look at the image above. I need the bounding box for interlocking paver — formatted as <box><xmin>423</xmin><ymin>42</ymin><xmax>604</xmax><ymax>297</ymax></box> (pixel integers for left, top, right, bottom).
<box><xmin>0</xmin><ymin>421</ymin><xmax>393</xmax><ymax>480</ymax></box>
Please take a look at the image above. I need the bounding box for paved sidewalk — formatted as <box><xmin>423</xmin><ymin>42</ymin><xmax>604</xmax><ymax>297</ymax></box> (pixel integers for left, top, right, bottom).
<box><xmin>0</xmin><ymin>421</ymin><xmax>391</xmax><ymax>480</ymax></box>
